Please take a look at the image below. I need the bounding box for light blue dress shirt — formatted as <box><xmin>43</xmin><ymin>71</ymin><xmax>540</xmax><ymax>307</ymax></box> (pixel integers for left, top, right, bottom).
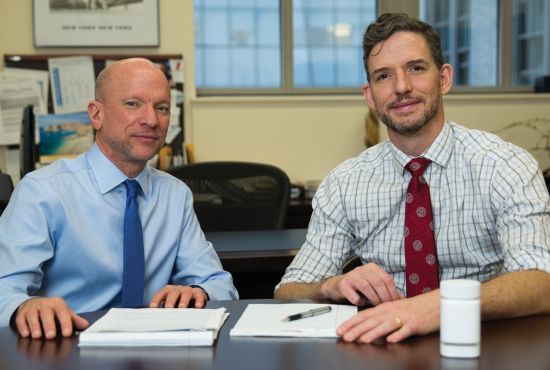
<box><xmin>0</xmin><ymin>144</ymin><xmax>238</xmax><ymax>327</ymax></box>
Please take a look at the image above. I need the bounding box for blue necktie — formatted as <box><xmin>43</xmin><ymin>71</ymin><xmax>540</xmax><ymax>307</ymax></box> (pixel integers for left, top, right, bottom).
<box><xmin>122</xmin><ymin>179</ymin><xmax>145</xmax><ymax>308</ymax></box>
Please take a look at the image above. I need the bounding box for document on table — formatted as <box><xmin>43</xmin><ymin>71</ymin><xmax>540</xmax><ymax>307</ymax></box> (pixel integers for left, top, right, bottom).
<box><xmin>78</xmin><ymin>308</ymin><xmax>228</xmax><ymax>347</ymax></box>
<box><xmin>230</xmin><ymin>303</ymin><xmax>357</xmax><ymax>338</ymax></box>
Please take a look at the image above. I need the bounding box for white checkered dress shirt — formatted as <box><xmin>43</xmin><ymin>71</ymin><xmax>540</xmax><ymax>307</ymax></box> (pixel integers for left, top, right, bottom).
<box><xmin>278</xmin><ymin>121</ymin><xmax>550</xmax><ymax>295</ymax></box>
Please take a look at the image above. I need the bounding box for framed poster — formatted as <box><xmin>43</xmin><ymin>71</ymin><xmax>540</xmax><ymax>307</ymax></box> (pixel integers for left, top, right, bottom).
<box><xmin>33</xmin><ymin>0</ymin><xmax>159</xmax><ymax>47</ymax></box>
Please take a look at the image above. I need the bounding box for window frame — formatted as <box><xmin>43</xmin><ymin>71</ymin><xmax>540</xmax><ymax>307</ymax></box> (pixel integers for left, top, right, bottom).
<box><xmin>510</xmin><ymin>0</ymin><xmax>550</xmax><ymax>85</ymax></box>
<box><xmin>195</xmin><ymin>0</ymin><xmax>536</xmax><ymax>96</ymax></box>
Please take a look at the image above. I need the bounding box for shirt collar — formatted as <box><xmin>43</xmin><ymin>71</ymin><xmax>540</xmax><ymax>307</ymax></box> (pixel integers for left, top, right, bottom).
<box><xmin>86</xmin><ymin>143</ymin><xmax>152</xmax><ymax>199</ymax></box>
<box><xmin>389</xmin><ymin>121</ymin><xmax>455</xmax><ymax>174</ymax></box>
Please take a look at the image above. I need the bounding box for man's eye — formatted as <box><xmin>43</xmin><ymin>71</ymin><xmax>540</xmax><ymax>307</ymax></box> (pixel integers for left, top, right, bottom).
<box><xmin>410</xmin><ymin>65</ymin><xmax>424</xmax><ymax>72</ymax></box>
<box><xmin>157</xmin><ymin>106</ymin><xmax>170</xmax><ymax>114</ymax></box>
<box><xmin>376</xmin><ymin>73</ymin><xmax>389</xmax><ymax>81</ymax></box>
<box><xmin>125</xmin><ymin>101</ymin><xmax>139</xmax><ymax>108</ymax></box>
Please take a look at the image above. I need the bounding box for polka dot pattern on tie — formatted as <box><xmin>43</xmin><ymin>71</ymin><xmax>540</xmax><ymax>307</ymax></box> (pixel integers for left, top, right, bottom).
<box><xmin>404</xmin><ymin>157</ymin><xmax>439</xmax><ymax>297</ymax></box>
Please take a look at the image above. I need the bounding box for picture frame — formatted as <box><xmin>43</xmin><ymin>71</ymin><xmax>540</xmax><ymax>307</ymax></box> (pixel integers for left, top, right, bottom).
<box><xmin>33</xmin><ymin>0</ymin><xmax>159</xmax><ymax>47</ymax></box>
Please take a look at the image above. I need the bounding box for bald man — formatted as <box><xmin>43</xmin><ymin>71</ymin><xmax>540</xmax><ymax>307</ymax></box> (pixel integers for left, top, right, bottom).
<box><xmin>0</xmin><ymin>58</ymin><xmax>238</xmax><ymax>339</ymax></box>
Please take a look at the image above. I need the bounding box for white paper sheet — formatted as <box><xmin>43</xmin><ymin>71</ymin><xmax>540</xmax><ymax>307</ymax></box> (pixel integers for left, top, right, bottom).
<box><xmin>87</xmin><ymin>307</ymin><xmax>227</xmax><ymax>332</ymax></box>
<box><xmin>166</xmin><ymin>105</ymin><xmax>182</xmax><ymax>144</ymax></box>
<box><xmin>230</xmin><ymin>303</ymin><xmax>357</xmax><ymax>338</ymax></box>
<box><xmin>48</xmin><ymin>56</ymin><xmax>95</xmax><ymax>114</ymax></box>
<box><xmin>169</xmin><ymin>59</ymin><xmax>185</xmax><ymax>83</ymax></box>
<box><xmin>0</xmin><ymin>80</ymin><xmax>45</xmax><ymax>145</ymax></box>
<box><xmin>1</xmin><ymin>68</ymin><xmax>50</xmax><ymax>109</ymax></box>
<box><xmin>79</xmin><ymin>308</ymin><xmax>228</xmax><ymax>347</ymax></box>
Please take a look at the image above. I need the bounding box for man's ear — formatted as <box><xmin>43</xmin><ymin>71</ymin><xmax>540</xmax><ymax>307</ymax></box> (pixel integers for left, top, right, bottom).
<box><xmin>87</xmin><ymin>100</ymin><xmax>102</xmax><ymax>131</ymax></box>
<box><xmin>439</xmin><ymin>63</ymin><xmax>453</xmax><ymax>95</ymax></box>
<box><xmin>362</xmin><ymin>83</ymin><xmax>375</xmax><ymax>110</ymax></box>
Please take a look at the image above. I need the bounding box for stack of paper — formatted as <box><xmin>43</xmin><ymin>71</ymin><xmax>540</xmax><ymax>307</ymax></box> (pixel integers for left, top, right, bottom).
<box><xmin>230</xmin><ymin>303</ymin><xmax>357</xmax><ymax>338</ymax></box>
<box><xmin>79</xmin><ymin>308</ymin><xmax>228</xmax><ymax>347</ymax></box>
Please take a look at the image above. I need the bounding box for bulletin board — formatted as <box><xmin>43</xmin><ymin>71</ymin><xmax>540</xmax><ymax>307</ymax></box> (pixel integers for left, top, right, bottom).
<box><xmin>3</xmin><ymin>54</ymin><xmax>185</xmax><ymax>168</ymax></box>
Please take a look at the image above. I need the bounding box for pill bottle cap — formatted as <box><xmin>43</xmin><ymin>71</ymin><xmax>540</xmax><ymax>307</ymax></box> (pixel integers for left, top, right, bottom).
<box><xmin>440</xmin><ymin>279</ymin><xmax>480</xmax><ymax>299</ymax></box>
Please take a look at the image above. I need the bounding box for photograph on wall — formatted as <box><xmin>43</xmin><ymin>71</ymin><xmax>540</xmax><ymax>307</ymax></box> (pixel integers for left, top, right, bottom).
<box><xmin>37</xmin><ymin>111</ymin><xmax>94</xmax><ymax>164</ymax></box>
<box><xmin>33</xmin><ymin>0</ymin><xmax>159</xmax><ymax>47</ymax></box>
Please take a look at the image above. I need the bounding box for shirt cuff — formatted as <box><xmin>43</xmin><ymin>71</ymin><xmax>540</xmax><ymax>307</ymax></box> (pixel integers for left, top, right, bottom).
<box><xmin>9</xmin><ymin>308</ymin><xmax>18</xmax><ymax>330</ymax></box>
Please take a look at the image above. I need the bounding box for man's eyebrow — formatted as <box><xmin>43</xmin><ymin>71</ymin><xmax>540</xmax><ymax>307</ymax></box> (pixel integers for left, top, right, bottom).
<box><xmin>371</xmin><ymin>58</ymin><xmax>430</xmax><ymax>76</ymax></box>
<box><xmin>371</xmin><ymin>66</ymin><xmax>390</xmax><ymax>76</ymax></box>
<box><xmin>406</xmin><ymin>58</ymin><xmax>429</xmax><ymax>65</ymax></box>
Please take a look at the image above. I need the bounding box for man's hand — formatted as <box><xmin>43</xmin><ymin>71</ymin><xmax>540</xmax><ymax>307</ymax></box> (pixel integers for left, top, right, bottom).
<box><xmin>319</xmin><ymin>262</ymin><xmax>404</xmax><ymax>306</ymax></box>
<box><xmin>15</xmin><ymin>297</ymin><xmax>89</xmax><ymax>340</ymax></box>
<box><xmin>336</xmin><ymin>289</ymin><xmax>440</xmax><ymax>343</ymax></box>
<box><xmin>149</xmin><ymin>284</ymin><xmax>208</xmax><ymax>309</ymax></box>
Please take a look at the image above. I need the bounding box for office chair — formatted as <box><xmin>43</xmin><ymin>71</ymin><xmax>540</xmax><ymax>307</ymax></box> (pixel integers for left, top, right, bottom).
<box><xmin>168</xmin><ymin>161</ymin><xmax>291</xmax><ymax>231</ymax></box>
<box><xmin>0</xmin><ymin>171</ymin><xmax>14</xmax><ymax>216</ymax></box>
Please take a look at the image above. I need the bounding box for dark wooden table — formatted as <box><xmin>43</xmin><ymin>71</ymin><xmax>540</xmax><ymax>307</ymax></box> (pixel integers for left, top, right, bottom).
<box><xmin>206</xmin><ymin>228</ymin><xmax>307</xmax><ymax>273</ymax></box>
<box><xmin>1</xmin><ymin>299</ymin><xmax>549</xmax><ymax>370</ymax></box>
<box><xmin>206</xmin><ymin>229</ymin><xmax>307</xmax><ymax>298</ymax></box>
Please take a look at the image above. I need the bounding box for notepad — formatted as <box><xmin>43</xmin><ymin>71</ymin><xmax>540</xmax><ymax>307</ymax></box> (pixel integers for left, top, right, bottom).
<box><xmin>78</xmin><ymin>308</ymin><xmax>228</xmax><ymax>347</ymax></box>
<box><xmin>230</xmin><ymin>303</ymin><xmax>357</xmax><ymax>338</ymax></box>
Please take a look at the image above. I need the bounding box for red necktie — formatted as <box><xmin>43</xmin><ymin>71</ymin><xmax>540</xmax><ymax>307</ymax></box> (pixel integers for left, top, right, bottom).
<box><xmin>404</xmin><ymin>157</ymin><xmax>439</xmax><ymax>297</ymax></box>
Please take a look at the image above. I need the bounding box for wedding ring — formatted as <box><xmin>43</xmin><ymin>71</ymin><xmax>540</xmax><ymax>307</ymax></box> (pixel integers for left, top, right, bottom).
<box><xmin>395</xmin><ymin>317</ymin><xmax>403</xmax><ymax>327</ymax></box>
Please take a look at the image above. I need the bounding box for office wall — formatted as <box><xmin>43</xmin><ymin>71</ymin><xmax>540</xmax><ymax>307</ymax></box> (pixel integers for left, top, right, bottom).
<box><xmin>1</xmin><ymin>1</ymin><xmax>550</xmax><ymax>184</ymax></box>
<box><xmin>0</xmin><ymin>0</ymin><xmax>194</xmax><ymax>181</ymax></box>
<box><xmin>193</xmin><ymin>94</ymin><xmax>550</xmax><ymax>183</ymax></box>
<box><xmin>191</xmin><ymin>96</ymin><xmax>368</xmax><ymax>183</ymax></box>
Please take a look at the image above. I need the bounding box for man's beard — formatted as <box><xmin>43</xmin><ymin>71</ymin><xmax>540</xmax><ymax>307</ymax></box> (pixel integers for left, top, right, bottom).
<box><xmin>377</xmin><ymin>94</ymin><xmax>441</xmax><ymax>136</ymax></box>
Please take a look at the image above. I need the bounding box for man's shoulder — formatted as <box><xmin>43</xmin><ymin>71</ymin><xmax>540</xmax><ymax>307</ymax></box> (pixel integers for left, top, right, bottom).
<box><xmin>148</xmin><ymin>166</ymin><xmax>181</xmax><ymax>182</ymax></box>
<box><xmin>24</xmin><ymin>155</ymin><xmax>88</xmax><ymax>183</ymax></box>
<box><xmin>147</xmin><ymin>167</ymin><xmax>191</xmax><ymax>194</ymax></box>
<box><xmin>329</xmin><ymin>141</ymin><xmax>391</xmax><ymax>179</ymax></box>
<box><xmin>450</xmin><ymin>122</ymin><xmax>532</xmax><ymax>162</ymax></box>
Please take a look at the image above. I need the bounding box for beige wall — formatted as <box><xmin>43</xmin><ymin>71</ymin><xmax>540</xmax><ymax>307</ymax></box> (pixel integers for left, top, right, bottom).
<box><xmin>0</xmin><ymin>0</ymin><xmax>194</xmax><ymax>181</ymax></box>
<box><xmin>191</xmin><ymin>94</ymin><xmax>550</xmax><ymax>183</ymax></box>
<box><xmin>1</xmin><ymin>1</ymin><xmax>550</xmax><ymax>184</ymax></box>
<box><xmin>191</xmin><ymin>96</ymin><xmax>368</xmax><ymax>183</ymax></box>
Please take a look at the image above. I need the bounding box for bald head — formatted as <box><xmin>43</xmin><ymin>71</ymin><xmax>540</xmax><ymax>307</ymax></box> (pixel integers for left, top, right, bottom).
<box><xmin>88</xmin><ymin>57</ymin><xmax>172</xmax><ymax>177</ymax></box>
<box><xmin>95</xmin><ymin>58</ymin><xmax>168</xmax><ymax>102</ymax></box>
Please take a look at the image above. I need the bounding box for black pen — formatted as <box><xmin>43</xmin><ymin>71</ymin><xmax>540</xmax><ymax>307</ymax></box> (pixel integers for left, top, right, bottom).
<box><xmin>282</xmin><ymin>306</ymin><xmax>332</xmax><ymax>322</ymax></box>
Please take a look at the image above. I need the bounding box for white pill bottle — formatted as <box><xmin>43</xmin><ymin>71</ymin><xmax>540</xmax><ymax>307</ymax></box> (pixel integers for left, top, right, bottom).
<box><xmin>440</xmin><ymin>279</ymin><xmax>481</xmax><ymax>358</ymax></box>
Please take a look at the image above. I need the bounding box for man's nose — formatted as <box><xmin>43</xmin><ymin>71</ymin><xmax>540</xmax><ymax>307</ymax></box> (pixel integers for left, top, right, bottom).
<box><xmin>141</xmin><ymin>105</ymin><xmax>158</xmax><ymax>127</ymax></box>
<box><xmin>394</xmin><ymin>70</ymin><xmax>412</xmax><ymax>94</ymax></box>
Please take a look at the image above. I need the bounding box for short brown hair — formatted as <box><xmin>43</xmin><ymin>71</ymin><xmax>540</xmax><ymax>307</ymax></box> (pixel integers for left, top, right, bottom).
<box><xmin>362</xmin><ymin>13</ymin><xmax>444</xmax><ymax>81</ymax></box>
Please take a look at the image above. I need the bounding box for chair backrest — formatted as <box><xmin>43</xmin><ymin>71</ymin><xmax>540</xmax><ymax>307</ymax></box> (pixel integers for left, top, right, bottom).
<box><xmin>0</xmin><ymin>172</ymin><xmax>14</xmax><ymax>216</ymax></box>
<box><xmin>168</xmin><ymin>161</ymin><xmax>291</xmax><ymax>231</ymax></box>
